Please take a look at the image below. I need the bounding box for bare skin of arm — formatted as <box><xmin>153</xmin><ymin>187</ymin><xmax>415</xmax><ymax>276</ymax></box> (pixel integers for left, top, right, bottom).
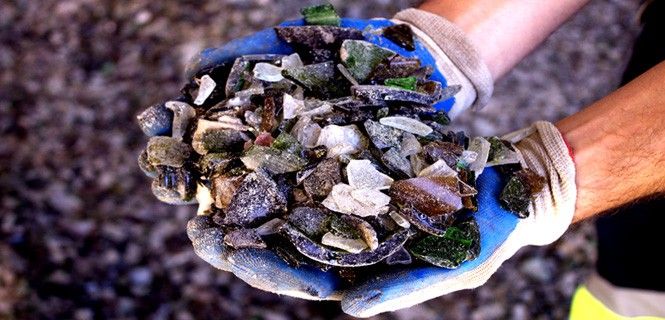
<box><xmin>557</xmin><ymin>61</ymin><xmax>665</xmax><ymax>221</ymax></box>
<box><xmin>419</xmin><ymin>0</ymin><xmax>665</xmax><ymax>221</ymax></box>
<box><xmin>419</xmin><ymin>0</ymin><xmax>591</xmax><ymax>79</ymax></box>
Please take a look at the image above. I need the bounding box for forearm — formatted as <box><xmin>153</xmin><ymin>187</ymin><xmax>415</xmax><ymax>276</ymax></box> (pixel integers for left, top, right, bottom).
<box><xmin>557</xmin><ymin>61</ymin><xmax>665</xmax><ymax>222</ymax></box>
<box><xmin>419</xmin><ymin>0</ymin><xmax>590</xmax><ymax>79</ymax></box>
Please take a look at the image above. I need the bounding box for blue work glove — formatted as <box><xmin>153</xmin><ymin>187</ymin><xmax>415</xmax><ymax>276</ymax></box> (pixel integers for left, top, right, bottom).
<box><xmin>342</xmin><ymin>121</ymin><xmax>577</xmax><ymax>316</ymax></box>
<box><xmin>184</xmin><ymin>9</ymin><xmax>578</xmax><ymax>317</ymax></box>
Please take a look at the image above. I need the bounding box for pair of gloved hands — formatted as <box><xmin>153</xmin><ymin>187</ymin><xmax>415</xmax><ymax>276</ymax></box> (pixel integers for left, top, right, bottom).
<box><xmin>185</xmin><ymin>9</ymin><xmax>577</xmax><ymax>317</ymax></box>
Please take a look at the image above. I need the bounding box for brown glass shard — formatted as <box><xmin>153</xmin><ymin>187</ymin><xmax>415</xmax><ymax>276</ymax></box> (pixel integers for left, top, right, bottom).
<box><xmin>390</xmin><ymin>176</ymin><xmax>463</xmax><ymax>217</ymax></box>
<box><xmin>382</xmin><ymin>24</ymin><xmax>415</xmax><ymax>51</ymax></box>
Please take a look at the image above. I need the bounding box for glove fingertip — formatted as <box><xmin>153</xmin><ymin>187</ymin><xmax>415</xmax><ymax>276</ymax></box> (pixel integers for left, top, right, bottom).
<box><xmin>230</xmin><ymin>248</ymin><xmax>340</xmax><ymax>301</ymax></box>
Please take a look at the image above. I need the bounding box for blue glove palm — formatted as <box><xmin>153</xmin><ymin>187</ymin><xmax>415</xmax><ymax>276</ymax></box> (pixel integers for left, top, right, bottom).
<box><xmin>185</xmin><ymin>18</ymin><xmax>518</xmax><ymax>315</ymax></box>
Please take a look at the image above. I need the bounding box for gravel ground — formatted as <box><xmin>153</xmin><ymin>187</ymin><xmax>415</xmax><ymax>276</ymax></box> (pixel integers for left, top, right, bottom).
<box><xmin>0</xmin><ymin>0</ymin><xmax>641</xmax><ymax>319</ymax></box>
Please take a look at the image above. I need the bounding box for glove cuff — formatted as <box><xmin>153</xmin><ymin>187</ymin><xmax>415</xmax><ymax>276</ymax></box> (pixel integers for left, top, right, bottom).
<box><xmin>503</xmin><ymin>121</ymin><xmax>577</xmax><ymax>246</ymax></box>
<box><xmin>393</xmin><ymin>8</ymin><xmax>493</xmax><ymax>118</ymax></box>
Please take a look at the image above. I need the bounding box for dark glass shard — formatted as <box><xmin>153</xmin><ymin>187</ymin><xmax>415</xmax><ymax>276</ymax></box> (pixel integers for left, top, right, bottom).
<box><xmin>300</xmin><ymin>3</ymin><xmax>341</xmax><ymax>26</ymax></box>
<box><xmin>302</xmin><ymin>158</ymin><xmax>342</xmax><ymax>199</ymax></box>
<box><xmin>386</xmin><ymin>247</ymin><xmax>412</xmax><ymax>265</ymax></box>
<box><xmin>340</xmin><ymin>40</ymin><xmax>396</xmax><ymax>82</ymax></box>
<box><xmin>137</xmin><ymin>103</ymin><xmax>173</xmax><ymax>137</ymax></box>
<box><xmin>286</xmin><ymin>207</ymin><xmax>332</xmax><ymax>238</ymax></box>
<box><xmin>241</xmin><ymin>145</ymin><xmax>307</xmax><ymax>174</ymax></box>
<box><xmin>224</xmin><ymin>229</ymin><xmax>267</xmax><ymax>249</ymax></box>
<box><xmin>281</xmin><ymin>223</ymin><xmax>411</xmax><ymax>267</ymax></box>
<box><xmin>369</xmin><ymin>56</ymin><xmax>421</xmax><ymax>82</ymax></box>
<box><xmin>398</xmin><ymin>206</ymin><xmax>452</xmax><ymax>236</ymax></box>
<box><xmin>352</xmin><ymin>85</ymin><xmax>441</xmax><ymax>105</ymax></box>
<box><xmin>151</xmin><ymin>165</ymin><xmax>198</xmax><ymax>205</ymax></box>
<box><xmin>500</xmin><ymin>168</ymin><xmax>546</xmax><ymax>218</ymax></box>
<box><xmin>382</xmin><ymin>24</ymin><xmax>415</xmax><ymax>51</ymax></box>
<box><xmin>225</xmin><ymin>55</ymin><xmax>284</xmax><ymax>96</ymax></box>
<box><xmin>423</xmin><ymin>141</ymin><xmax>464</xmax><ymax>167</ymax></box>
<box><xmin>274</xmin><ymin>26</ymin><xmax>363</xmax><ymax>49</ymax></box>
<box><xmin>409</xmin><ymin>219</ymin><xmax>480</xmax><ymax>268</ymax></box>
<box><xmin>282</xmin><ymin>61</ymin><xmax>335</xmax><ymax>92</ymax></box>
<box><xmin>138</xmin><ymin>149</ymin><xmax>157</xmax><ymax>178</ymax></box>
<box><xmin>390</xmin><ymin>176</ymin><xmax>463</xmax><ymax>217</ymax></box>
<box><xmin>224</xmin><ymin>170</ymin><xmax>287</xmax><ymax>227</ymax></box>
<box><xmin>363</xmin><ymin>119</ymin><xmax>403</xmax><ymax>150</ymax></box>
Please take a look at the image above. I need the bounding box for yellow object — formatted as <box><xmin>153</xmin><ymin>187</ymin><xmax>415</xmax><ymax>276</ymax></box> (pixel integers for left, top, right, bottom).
<box><xmin>570</xmin><ymin>286</ymin><xmax>665</xmax><ymax>320</ymax></box>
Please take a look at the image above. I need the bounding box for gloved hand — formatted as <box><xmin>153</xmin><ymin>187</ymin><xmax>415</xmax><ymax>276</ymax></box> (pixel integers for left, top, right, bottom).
<box><xmin>184</xmin><ymin>8</ymin><xmax>575</xmax><ymax>316</ymax></box>
<box><xmin>341</xmin><ymin>121</ymin><xmax>577</xmax><ymax>317</ymax></box>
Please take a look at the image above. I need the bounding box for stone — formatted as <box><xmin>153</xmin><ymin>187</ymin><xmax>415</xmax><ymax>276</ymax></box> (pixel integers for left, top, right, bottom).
<box><xmin>382</xmin><ymin>24</ymin><xmax>415</xmax><ymax>51</ymax></box>
<box><xmin>346</xmin><ymin>159</ymin><xmax>393</xmax><ymax>190</ymax></box>
<box><xmin>390</xmin><ymin>176</ymin><xmax>463</xmax><ymax>217</ymax></box>
<box><xmin>254</xmin><ymin>132</ymin><xmax>274</xmax><ymax>146</ymax></box>
<box><xmin>240</xmin><ymin>145</ymin><xmax>307</xmax><ymax>174</ymax></box>
<box><xmin>198</xmin><ymin>153</ymin><xmax>237</xmax><ymax>177</ymax></box>
<box><xmin>500</xmin><ymin>168</ymin><xmax>546</xmax><ymax>218</ymax></box>
<box><xmin>300</xmin><ymin>3</ymin><xmax>341</xmax><ymax>26</ymax></box>
<box><xmin>340</xmin><ymin>40</ymin><xmax>396</xmax><ymax>82</ymax></box>
<box><xmin>164</xmin><ymin>101</ymin><xmax>196</xmax><ymax>140</ymax></box>
<box><xmin>321</xmin><ymin>232</ymin><xmax>368</xmax><ymax>253</ymax></box>
<box><xmin>379</xmin><ymin>116</ymin><xmax>433</xmax><ymax>136</ymax></box>
<box><xmin>224</xmin><ymin>229</ymin><xmax>267</xmax><ymax>249</ymax></box>
<box><xmin>194</xmin><ymin>74</ymin><xmax>216</xmax><ymax>105</ymax></box>
<box><xmin>409</xmin><ymin>219</ymin><xmax>480</xmax><ymax>268</ymax></box>
<box><xmin>191</xmin><ymin>119</ymin><xmax>250</xmax><ymax>155</ymax></box>
<box><xmin>137</xmin><ymin>103</ymin><xmax>173</xmax><ymax>137</ymax></box>
<box><xmin>303</xmin><ymin>158</ymin><xmax>342</xmax><ymax>198</ymax></box>
<box><xmin>224</xmin><ymin>170</ymin><xmax>287</xmax><ymax>227</ymax></box>
<box><xmin>146</xmin><ymin>136</ymin><xmax>191</xmax><ymax>167</ymax></box>
<box><xmin>363</xmin><ymin>119</ymin><xmax>403</xmax><ymax>149</ymax></box>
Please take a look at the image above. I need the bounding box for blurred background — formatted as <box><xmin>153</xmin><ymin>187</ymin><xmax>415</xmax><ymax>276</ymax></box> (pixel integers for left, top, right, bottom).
<box><xmin>0</xmin><ymin>0</ymin><xmax>642</xmax><ymax>319</ymax></box>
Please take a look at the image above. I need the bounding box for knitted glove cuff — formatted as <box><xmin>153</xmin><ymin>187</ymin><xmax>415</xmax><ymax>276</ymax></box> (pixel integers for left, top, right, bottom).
<box><xmin>393</xmin><ymin>8</ymin><xmax>493</xmax><ymax>118</ymax></box>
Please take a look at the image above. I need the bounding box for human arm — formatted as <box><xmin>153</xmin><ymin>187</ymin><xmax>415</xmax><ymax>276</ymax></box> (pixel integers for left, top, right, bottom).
<box><xmin>557</xmin><ymin>61</ymin><xmax>665</xmax><ymax>221</ymax></box>
<box><xmin>419</xmin><ymin>0</ymin><xmax>591</xmax><ymax>79</ymax></box>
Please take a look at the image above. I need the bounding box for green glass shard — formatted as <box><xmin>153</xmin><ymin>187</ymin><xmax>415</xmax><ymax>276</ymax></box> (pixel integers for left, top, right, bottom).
<box><xmin>500</xmin><ymin>168</ymin><xmax>546</xmax><ymax>218</ymax></box>
<box><xmin>272</xmin><ymin>132</ymin><xmax>303</xmax><ymax>155</ymax></box>
<box><xmin>340</xmin><ymin>40</ymin><xmax>395</xmax><ymax>82</ymax></box>
<box><xmin>409</xmin><ymin>219</ymin><xmax>480</xmax><ymax>268</ymax></box>
<box><xmin>385</xmin><ymin>76</ymin><xmax>417</xmax><ymax>91</ymax></box>
<box><xmin>300</xmin><ymin>3</ymin><xmax>341</xmax><ymax>26</ymax></box>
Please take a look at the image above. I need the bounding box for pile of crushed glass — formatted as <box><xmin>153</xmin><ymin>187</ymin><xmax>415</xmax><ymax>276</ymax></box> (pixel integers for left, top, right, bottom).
<box><xmin>137</xmin><ymin>4</ymin><xmax>544</xmax><ymax>280</ymax></box>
